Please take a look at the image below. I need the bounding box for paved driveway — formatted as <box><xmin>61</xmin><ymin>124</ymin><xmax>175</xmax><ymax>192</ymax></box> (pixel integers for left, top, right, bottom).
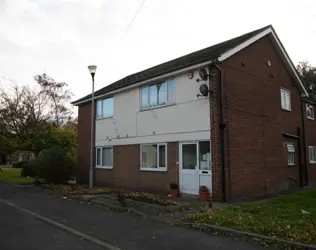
<box><xmin>0</xmin><ymin>182</ymin><xmax>270</xmax><ymax>250</ymax></box>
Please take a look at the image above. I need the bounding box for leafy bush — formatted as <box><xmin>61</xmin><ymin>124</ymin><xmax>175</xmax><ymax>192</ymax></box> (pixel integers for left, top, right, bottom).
<box><xmin>29</xmin><ymin>145</ymin><xmax>76</xmax><ymax>184</ymax></box>
<box><xmin>170</xmin><ymin>183</ymin><xmax>179</xmax><ymax>190</ymax></box>
<box><xmin>12</xmin><ymin>161</ymin><xmax>29</xmax><ymax>169</ymax></box>
<box><xmin>199</xmin><ymin>185</ymin><xmax>209</xmax><ymax>193</ymax></box>
<box><xmin>21</xmin><ymin>162</ymin><xmax>37</xmax><ymax>178</ymax></box>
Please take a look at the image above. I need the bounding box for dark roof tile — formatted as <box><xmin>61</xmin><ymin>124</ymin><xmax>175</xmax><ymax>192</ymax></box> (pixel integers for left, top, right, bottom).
<box><xmin>73</xmin><ymin>25</ymin><xmax>271</xmax><ymax>105</ymax></box>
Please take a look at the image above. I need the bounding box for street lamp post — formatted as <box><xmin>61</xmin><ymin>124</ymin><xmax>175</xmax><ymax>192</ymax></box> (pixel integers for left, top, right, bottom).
<box><xmin>88</xmin><ymin>65</ymin><xmax>97</xmax><ymax>189</ymax></box>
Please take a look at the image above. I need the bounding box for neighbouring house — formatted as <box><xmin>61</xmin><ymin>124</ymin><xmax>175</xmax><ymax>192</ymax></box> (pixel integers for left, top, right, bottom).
<box><xmin>10</xmin><ymin>150</ymin><xmax>35</xmax><ymax>162</ymax></box>
<box><xmin>72</xmin><ymin>25</ymin><xmax>314</xmax><ymax>202</ymax></box>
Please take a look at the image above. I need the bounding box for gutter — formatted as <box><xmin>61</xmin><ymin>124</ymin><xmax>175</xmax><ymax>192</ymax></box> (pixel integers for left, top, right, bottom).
<box><xmin>72</xmin><ymin>59</ymin><xmax>215</xmax><ymax>106</ymax></box>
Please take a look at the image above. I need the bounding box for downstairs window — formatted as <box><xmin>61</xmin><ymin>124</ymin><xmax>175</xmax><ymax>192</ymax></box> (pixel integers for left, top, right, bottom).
<box><xmin>287</xmin><ymin>144</ymin><xmax>295</xmax><ymax>166</ymax></box>
<box><xmin>96</xmin><ymin>147</ymin><xmax>113</xmax><ymax>168</ymax></box>
<box><xmin>140</xmin><ymin>143</ymin><xmax>167</xmax><ymax>171</ymax></box>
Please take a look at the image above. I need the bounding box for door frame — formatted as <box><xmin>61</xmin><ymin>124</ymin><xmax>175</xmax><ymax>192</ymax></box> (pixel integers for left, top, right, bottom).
<box><xmin>178</xmin><ymin>140</ymin><xmax>211</xmax><ymax>195</ymax></box>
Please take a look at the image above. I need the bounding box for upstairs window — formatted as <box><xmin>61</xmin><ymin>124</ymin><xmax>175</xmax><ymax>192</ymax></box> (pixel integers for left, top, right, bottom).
<box><xmin>96</xmin><ymin>97</ymin><xmax>113</xmax><ymax>118</ymax></box>
<box><xmin>306</xmin><ymin>104</ymin><xmax>315</xmax><ymax>120</ymax></box>
<box><xmin>140</xmin><ymin>79</ymin><xmax>175</xmax><ymax>109</ymax></box>
<box><xmin>280</xmin><ymin>89</ymin><xmax>291</xmax><ymax>111</ymax></box>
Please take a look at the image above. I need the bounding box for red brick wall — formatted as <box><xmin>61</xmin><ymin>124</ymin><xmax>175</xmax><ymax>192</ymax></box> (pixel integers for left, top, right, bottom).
<box><xmin>77</xmin><ymin>102</ymin><xmax>95</xmax><ymax>184</ymax></box>
<box><xmin>209</xmin><ymin>66</ymin><xmax>223</xmax><ymax>201</ymax></box>
<box><xmin>219</xmin><ymin>34</ymin><xmax>303</xmax><ymax>200</ymax></box>
<box><xmin>95</xmin><ymin>142</ymin><xmax>178</xmax><ymax>193</ymax></box>
<box><xmin>303</xmin><ymin>102</ymin><xmax>316</xmax><ymax>185</ymax></box>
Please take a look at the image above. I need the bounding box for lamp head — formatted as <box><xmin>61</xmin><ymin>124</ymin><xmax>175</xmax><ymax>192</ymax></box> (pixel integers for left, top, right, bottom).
<box><xmin>88</xmin><ymin>65</ymin><xmax>97</xmax><ymax>76</ymax></box>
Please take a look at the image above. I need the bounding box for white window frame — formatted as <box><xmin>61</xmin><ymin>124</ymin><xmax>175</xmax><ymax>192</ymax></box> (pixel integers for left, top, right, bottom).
<box><xmin>96</xmin><ymin>97</ymin><xmax>114</xmax><ymax>119</ymax></box>
<box><xmin>140</xmin><ymin>79</ymin><xmax>175</xmax><ymax>110</ymax></box>
<box><xmin>306</xmin><ymin>104</ymin><xmax>315</xmax><ymax>120</ymax></box>
<box><xmin>140</xmin><ymin>143</ymin><xmax>167</xmax><ymax>171</ymax></box>
<box><xmin>96</xmin><ymin>146</ymin><xmax>113</xmax><ymax>169</ymax></box>
<box><xmin>309</xmin><ymin>146</ymin><xmax>316</xmax><ymax>163</ymax></box>
<box><xmin>280</xmin><ymin>88</ymin><xmax>291</xmax><ymax>111</ymax></box>
<box><xmin>287</xmin><ymin>144</ymin><xmax>295</xmax><ymax>166</ymax></box>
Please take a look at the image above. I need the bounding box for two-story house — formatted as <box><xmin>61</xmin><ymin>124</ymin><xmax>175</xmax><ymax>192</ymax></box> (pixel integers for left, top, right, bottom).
<box><xmin>72</xmin><ymin>25</ymin><xmax>311</xmax><ymax>202</ymax></box>
<box><xmin>303</xmin><ymin>97</ymin><xmax>316</xmax><ymax>187</ymax></box>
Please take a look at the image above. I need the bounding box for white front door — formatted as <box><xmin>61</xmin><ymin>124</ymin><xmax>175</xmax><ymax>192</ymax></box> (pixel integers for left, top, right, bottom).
<box><xmin>179</xmin><ymin>141</ymin><xmax>212</xmax><ymax>195</ymax></box>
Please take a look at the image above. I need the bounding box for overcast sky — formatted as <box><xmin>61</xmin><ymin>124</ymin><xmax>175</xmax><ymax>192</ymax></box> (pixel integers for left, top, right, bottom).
<box><xmin>0</xmin><ymin>0</ymin><xmax>315</xmax><ymax>102</ymax></box>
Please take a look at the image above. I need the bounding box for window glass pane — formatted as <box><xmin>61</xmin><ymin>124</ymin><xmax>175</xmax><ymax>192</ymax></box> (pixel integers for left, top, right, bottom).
<box><xmin>159</xmin><ymin>145</ymin><xmax>166</xmax><ymax>168</ymax></box>
<box><xmin>182</xmin><ymin>144</ymin><xmax>197</xmax><ymax>170</ymax></box>
<box><xmin>280</xmin><ymin>90</ymin><xmax>285</xmax><ymax>109</ymax></box>
<box><xmin>167</xmin><ymin>79</ymin><xmax>175</xmax><ymax>103</ymax></box>
<box><xmin>141</xmin><ymin>87</ymin><xmax>148</xmax><ymax>108</ymax></box>
<box><xmin>158</xmin><ymin>82</ymin><xmax>167</xmax><ymax>105</ymax></box>
<box><xmin>149</xmin><ymin>85</ymin><xmax>158</xmax><ymax>107</ymax></box>
<box><xmin>288</xmin><ymin>152</ymin><xmax>294</xmax><ymax>165</ymax></box>
<box><xmin>102</xmin><ymin>98</ymin><xmax>113</xmax><ymax>117</ymax></box>
<box><xmin>96</xmin><ymin>148</ymin><xmax>101</xmax><ymax>165</ymax></box>
<box><xmin>102</xmin><ymin>147</ymin><xmax>113</xmax><ymax>166</ymax></box>
<box><xmin>285</xmin><ymin>92</ymin><xmax>291</xmax><ymax>110</ymax></box>
<box><xmin>313</xmin><ymin>147</ymin><xmax>316</xmax><ymax>161</ymax></box>
<box><xmin>96</xmin><ymin>100</ymin><xmax>102</xmax><ymax>118</ymax></box>
<box><xmin>141</xmin><ymin>145</ymin><xmax>157</xmax><ymax>168</ymax></box>
<box><xmin>199</xmin><ymin>141</ymin><xmax>211</xmax><ymax>170</ymax></box>
<box><xmin>287</xmin><ymin>144</ymin><xmax>295</xmax><ymax>152</ymax></box>
<box><xmin>309</xmin><ymin>105</ymin><xmax>315</xmax><ymax>118</ymax></box>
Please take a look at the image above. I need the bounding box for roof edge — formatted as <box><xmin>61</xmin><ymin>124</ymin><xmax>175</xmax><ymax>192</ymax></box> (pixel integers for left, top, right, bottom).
<box><xmin>72</xmin><ymin>58</ymin><xmax>215</xmax><ymax>106</ymax></box>
<box><xmin>218</xmin><ymin>26</ymin><xmax>308</xmax><ymax>96</ymax></box>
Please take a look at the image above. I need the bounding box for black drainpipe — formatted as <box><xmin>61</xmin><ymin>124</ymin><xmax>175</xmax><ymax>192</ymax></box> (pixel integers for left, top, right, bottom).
<box><xmin>300</xmin><ymin>98</ymin><xmax>308</xmax><ymax>185</ymax></box>
<box><xmin>297</xmin><ymin>127</ymin><xmax>304</xmax><ymax>188</ymax></box>
<box><xmin>213</xmin><ymin>61</ymin><xmax>227</xmax><ymax>202</ymax></box>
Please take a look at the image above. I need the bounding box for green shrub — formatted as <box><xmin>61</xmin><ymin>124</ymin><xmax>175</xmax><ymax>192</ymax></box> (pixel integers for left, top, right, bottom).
<box><xmin>12</xmin><ymin>161</ymin><xmax>29</xmax><ymax>169</ymax></box>
<box><xmin>199</xmin><ymin>185</ymin><xmax>209</xmax><ymax>193</ymax></box>
<box><xmin>21</xmin><ymin>162</ymin><xmax>37</xmax><ymax>178</ymax></box>
<box><xmin>170</xmin><ymin>183</ymin><xmax>179</xmax><ymax>190</ymax></box>
<box><xmin>31</xmin><ymin>145</ymin><xmax>76</xmax><ymax>184</ymax></box>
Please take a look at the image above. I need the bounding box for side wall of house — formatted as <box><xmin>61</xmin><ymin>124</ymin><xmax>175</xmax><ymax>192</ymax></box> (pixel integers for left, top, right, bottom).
<box><xmin>77</xmin><ymin>69</ymin><xmax>211</xmax><ymax>193</ymax></box>
<box><xmin>303</xmin><ymin>102</ymin><xmax>316</xmax><ymax>185</ymax></box>
<box><xmin>221</xmin><ymin>34</ymin><xmax>303</xmax><ymax>200</ymax></box>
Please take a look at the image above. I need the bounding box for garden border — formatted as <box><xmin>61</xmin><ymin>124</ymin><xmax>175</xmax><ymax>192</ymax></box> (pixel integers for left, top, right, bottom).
<box><xmin>181</xmin><ymin>222</ymin><xmax>316</xmax><ymax>249</ymax></box>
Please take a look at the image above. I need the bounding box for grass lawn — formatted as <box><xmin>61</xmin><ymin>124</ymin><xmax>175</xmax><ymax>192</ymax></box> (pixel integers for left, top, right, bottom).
<box><xmin>0</xmin><ymin>168</ymin><xmax>33</xmax><ymax>185</ymax></box>
<box><xmin>184</xmin><ymin>189</ymin><xmax>316</xmax><ymax>244</ymax></box>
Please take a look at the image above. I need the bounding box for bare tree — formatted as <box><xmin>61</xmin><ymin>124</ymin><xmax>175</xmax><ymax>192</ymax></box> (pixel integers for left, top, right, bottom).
<box><xmin>34</xmin><ymin>73</ymin><xmax>74</xmax><ymax>126</ymax></box>
<box><xmin>0</xmin><ymin>81</ymin><xmax>50</xmax><ymax>153</ymax></box>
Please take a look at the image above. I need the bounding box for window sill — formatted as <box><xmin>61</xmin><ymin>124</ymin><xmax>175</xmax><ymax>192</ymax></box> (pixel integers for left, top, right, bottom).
<box><xmin>96</xmin><ymin>116</ymin><xmax>113</xmax><ymax>121</ymax></box>
<box><xmin>96</xmin><ymin>166</ymin><xmax>113</xmax><ymax>169</ymax></box>
<box><xmin>140</xmin><ymin>103</ymin><xmax>176</xmax><ymax>112</ymax></box>
<box><xmin>287</xmin><ymin>164</ymin><xmax>296</xmax><ymax>167</ymax></box>
<box><xmin>282</xmin><ymin>108</ymin><xmax>292</xmax><ymax>112</ymax></box>
<box><xmin>139</xmin><ymin>168</ymin><xmax>167</xmax><ymax>172</ymax></box>
<box><xmin>309</xmin><ymin>161</ymin><xmax>316</xmax><ymax>164</ymax></box>
<box><xmin>307</xmin><ymin>117</ymin><xmax>315</xmax><ymax>121</ymax></box>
